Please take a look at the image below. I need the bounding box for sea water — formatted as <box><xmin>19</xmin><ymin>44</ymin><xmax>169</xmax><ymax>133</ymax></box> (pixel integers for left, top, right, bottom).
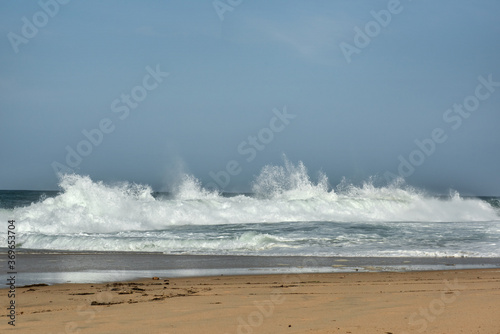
<box><xmin>1</xmin><ymin>160</ymin><xmax>499</xmax><ymax>258</ymax></box>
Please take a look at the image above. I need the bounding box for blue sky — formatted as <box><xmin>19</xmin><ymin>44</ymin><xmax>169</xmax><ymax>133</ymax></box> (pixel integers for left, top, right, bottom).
<box><xmin>1</xmin><ymin>0</ymin><xmax>499</xmax><ymax>195</ymax></box>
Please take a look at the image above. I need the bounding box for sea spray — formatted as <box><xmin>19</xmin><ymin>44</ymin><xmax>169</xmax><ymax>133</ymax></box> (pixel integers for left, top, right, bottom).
<box><xmin>0</xmin><ymin>159</ymin><xmax>499</xmax><ymax>255</ymax></box>
<box><xmin>252</xmin><ymin>158</ymin><xmax>332</xmax><ymax>200</ymax></box>
<box><xmin>173</xmin><ymin>174</ymin><xmax>220</xmax><ymax>200</ymax></box>
<box><xmin>7</xmin><ymin>163</ymin><xmax>500</xmax><ymax>234</ymax></box>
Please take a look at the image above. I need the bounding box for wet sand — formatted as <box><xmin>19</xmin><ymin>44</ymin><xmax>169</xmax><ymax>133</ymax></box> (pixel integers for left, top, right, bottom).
<box><xmin>5</xmin><ymin>251</ymin><xmax>500</xmax><ymax>286</ymax></box>
<box><xmin>1</xmin><ymin>269</ymin><xmax>499</xmax><ymax>333</ymax></box>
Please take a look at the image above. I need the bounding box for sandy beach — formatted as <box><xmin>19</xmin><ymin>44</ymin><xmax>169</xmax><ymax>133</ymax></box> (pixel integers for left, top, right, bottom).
<box><xmin>2</xmin><ymin>268</ymin><xmax>499</xmax><ymax>333</ymax></box>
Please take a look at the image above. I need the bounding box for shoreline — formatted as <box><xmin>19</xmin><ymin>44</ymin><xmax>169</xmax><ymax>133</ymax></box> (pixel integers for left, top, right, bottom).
<box><xmin>1</xmin><ymin>251</ymin><xmax>499</xmax><ymax>286</ymax></box>
<box><xmin>1</xmin><ymin>268</ymin><xmax>499</xmax><ymax>333</ymax></box>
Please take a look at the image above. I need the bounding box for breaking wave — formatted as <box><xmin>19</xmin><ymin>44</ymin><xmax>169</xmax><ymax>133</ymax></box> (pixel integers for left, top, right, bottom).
<box><xmin>3</xmin><ymin>160</ymin><xmax>499</xmax><ymax>235</ymax></box>
<box><xmin>1</xmin><ymin>159</ymin><xmax>498</xmax><ymax>255</ymax></box>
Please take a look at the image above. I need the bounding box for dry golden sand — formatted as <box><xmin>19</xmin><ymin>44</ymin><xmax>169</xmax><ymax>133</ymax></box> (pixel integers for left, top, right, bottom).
<box><xmin>1</xmin><ymin>269</ymin><xmax>499</xmax><ymax>333</ymax></box>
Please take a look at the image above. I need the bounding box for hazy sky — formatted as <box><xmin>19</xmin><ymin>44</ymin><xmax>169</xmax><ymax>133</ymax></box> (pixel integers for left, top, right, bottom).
<box><xmin>1</xmin><ymin>0</ymin><xmax>499</xmax><ymax>195</ymax></box>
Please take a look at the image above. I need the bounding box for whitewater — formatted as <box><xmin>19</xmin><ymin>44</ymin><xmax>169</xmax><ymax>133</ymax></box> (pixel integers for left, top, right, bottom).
<box><xmin>1</xmin><ymin>160</ymin><xmax>499</xmax><ymax>257</ymax></box>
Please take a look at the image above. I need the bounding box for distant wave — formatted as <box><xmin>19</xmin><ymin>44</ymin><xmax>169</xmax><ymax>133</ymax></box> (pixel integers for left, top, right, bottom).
<box><xmin>1</xmin><ymin>159</ymin><xmax>499</xmax><ymax>255</ymax></box>
<box><xmin>1</xmin><ymin>159</ymin><xmax>498</xmax><ymax>235</ymax></box>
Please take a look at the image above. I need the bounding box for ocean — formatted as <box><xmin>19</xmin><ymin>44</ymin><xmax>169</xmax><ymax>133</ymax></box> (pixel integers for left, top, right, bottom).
<box><xmin>1</xmin><ymin>160</ymin><xmax>500</xmax><ymax>284</ymax></box>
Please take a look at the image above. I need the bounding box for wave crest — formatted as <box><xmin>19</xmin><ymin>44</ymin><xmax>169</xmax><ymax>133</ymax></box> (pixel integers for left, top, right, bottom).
<box><xmin>252</xmin><ymin>158</ymin><xmax>332</xmax><ymax>200</ymax></box>
<box><xmin>3</xmin><ymin>161</ymin><xmax>499</xmax><ymax>238</ymax></box>
<box><xmin>173</xmin><ymin>174</ymin><xmax>220</xmax><ymax>200</ymax></box>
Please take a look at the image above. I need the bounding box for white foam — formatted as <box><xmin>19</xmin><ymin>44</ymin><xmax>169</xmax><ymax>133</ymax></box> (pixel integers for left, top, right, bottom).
<box><xmin>1</xmin><ymin>159</ymin><xmax>499</xmax><ymax>254</ymax></box>
<box><xmin>3</xmin><ymin>160</ymin><xmax>499</xmax><ymax>236</ymax></box>
<box><xmin>173</xmin><ymin>174</ymin><xmax>220</xmax><ymax>200</ymax></box>
<box><xmin>252</xmin><ymin>158</ymin><xmax>332</xmax><ymax>200</ymax></box>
